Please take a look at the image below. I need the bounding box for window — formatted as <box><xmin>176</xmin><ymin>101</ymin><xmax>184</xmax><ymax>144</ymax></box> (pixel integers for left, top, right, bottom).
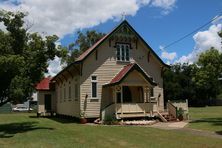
<box><xmin>116</xmin><ymin>44</ymin><xmax>130</xmax><ymax>62</ymax></box>
<box><xmin>68</xmin><ymin>83</ymin><xmax>71</xmax><ymax>100</ymax></box>
<box><xmin>60</xmin><ymin>86</ymin><xmax>62</xmax><ymax>102</ymax></box>
<box><xmin>116</xmin><ymin>92</ymin><xmax>121</xmax><ymax>103</ymax></box>
<box><xmin>150</xmin><ymin>87</ymin><xmax>154</xmax><ymax>97</ymax></box>
<box><xmin>75</xmin><ymin>84</ymin><xmax>78</xmax><ymax>99</ymax></box>
<box><xmin>91</xmin><ymin>76</ymin><xmax>97</xmax><ymax>98</ymax></box>
<box><xmin>68</xmin><ymin>81</ymin><xmax>72</xmax><ymax>100</ymax></box>
<box><xmin>64</xmin><ymin>84</ymin><xmax>66</xmax><ymax>101</ymax></box>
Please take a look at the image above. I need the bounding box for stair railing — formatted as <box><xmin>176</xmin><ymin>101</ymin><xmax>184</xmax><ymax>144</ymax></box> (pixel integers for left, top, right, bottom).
<box><xmin>167</xmin><ymin>100</ymin><xmax>177</xmax><ymax>119</ymax></box>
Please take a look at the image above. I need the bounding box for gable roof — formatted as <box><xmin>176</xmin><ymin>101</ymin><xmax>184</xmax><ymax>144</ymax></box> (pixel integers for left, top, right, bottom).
<box><xmin>53</xmin><ymin>20</ymin><xmax>169</xmax><ymax>81</ymax></box>
<box><xmin>104</xmin><ymin>63</ymin><xmax>157</xmax><ymax>87</ymax></box>
<box><xmin>35</xmin><ymin>77</ymin><xmax>52</xmax><ymax>91</ymax></box>
<box><xmin>75</xmin><ymin>20</ymin><xmax>169</xmax><ymax>68</ymax></box>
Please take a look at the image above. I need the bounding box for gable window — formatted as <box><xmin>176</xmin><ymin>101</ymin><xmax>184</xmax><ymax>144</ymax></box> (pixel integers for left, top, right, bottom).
<box><xmin>91</xmin><ymin>76</ymin><xmax>97</xmax><ymax>98</ymax></box>
<box><xmin>116</xmin><ymin>44</ymin><xmax>130</xmax><ymax>62</ymax></box>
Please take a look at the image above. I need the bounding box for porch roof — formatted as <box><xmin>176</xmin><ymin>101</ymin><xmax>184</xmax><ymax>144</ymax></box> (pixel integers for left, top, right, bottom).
<box><xmin>35</xmin><ymin>77</ymin><xmax>52</xmax><ymax>91</ymax></box>
<box><xmin>104</xmin><ymin>63</ymin><xmax>157</xmax><ymax>87</ymax></box>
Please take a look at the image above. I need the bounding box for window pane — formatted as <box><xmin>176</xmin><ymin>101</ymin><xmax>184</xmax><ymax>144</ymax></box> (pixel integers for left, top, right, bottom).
<box><xmin>117</xmin><ymin>92</ymin><xmax>121</xmax><ymax>103</ymax></box>
<box><xmin>92</xmin><ymin>82</ymin><xmax>97</xmax><ymax>98</ymax></box>
<box><xmin>60</xmin><ymin>87</ymin><xmax>62</xmax><ymax>102</ymax></box>
<box><xmin>64</xmin><ymin>87</ymin><xmax>66</xmax><ymax>100</ymax></box>
<box><xmin>117</xmin><ymin>45</ymin><xmax>120</xmax><ymax>61</ymax></box>
<box><xmin>75</xmin><ymin>84</ymin><xmax>78</xmax><ymax>99</ymax></box>
<box><xmin>126</xmin><ymin>45</ymin><xmax>129</xmax><ymax>61</ymax></box>
<box><xmin>151</xmin><ymin>88</ymin><xmax>154</xmax><ymax>97</ymax></box>
<box><xmin>121</xmin><ymin>45</ymin><xmax>125</xmax><ymax>61</ymax></box>
<box><xmin>69</xmin><ymin>86</ymin><xmax>71</xmax><ymax>99</ymax></box>
<box><xmin>91</xmin><ymin>76</ymin><xmax>97</xmax><ymax>80</ymax></box>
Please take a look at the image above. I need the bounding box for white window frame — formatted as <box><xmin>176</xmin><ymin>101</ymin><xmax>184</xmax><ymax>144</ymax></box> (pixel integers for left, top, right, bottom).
<box><xmin>116</xmin><ymin>43</ymin><xmax>130</xmax><ymax>62</ymax></box>
<box><xmin>91</xmin><ymin>76</ymin><xmax>98</xmax><ymax>99</ymax></box>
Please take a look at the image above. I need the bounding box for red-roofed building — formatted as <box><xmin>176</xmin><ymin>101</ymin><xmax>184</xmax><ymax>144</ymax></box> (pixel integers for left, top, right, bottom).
<box><xmin>35</xmin><ymin>77</ymin><xmax>52</xmax><ymax>91</ymax></box>
<box><xmin>36</xmin><ymin>20</ymin><xmax>170</xmax><ymax>120</ymax></box>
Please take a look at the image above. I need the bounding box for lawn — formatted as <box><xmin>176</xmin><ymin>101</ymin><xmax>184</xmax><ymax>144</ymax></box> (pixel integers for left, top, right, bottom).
<box><xmin>0</xmin><ymin>113</ymin><xmax>222</xmax><ymax>148</ymax></box>
<box><xmin>189</xmin><ymin>106</ymin><xmax>222</xmax><ymax>132</ymax></box>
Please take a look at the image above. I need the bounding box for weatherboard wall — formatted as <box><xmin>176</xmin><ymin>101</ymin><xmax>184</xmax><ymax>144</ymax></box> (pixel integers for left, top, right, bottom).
<box><xmin>80</xmin><ymin>33</ymin><xmax>164</xmax><ymax>118</ymax></box>
<box><xmin>55</xmin><ymin>73</ymin><xmax>80</xmax><ymax>117</ymax></box>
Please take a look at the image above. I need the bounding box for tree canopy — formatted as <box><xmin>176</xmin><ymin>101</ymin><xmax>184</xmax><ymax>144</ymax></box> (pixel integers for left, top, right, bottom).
<box><xmin>0</xmin><ymin>10</ymin><xmax>63</xmax><ymax>106</ymax></box>
<box><xmin>164</xmin><ymin>48</ymin><xmax>222</xmax><ymax>106</ymax></box>
<box><xmin>62</xmin><ymin>30</ymin><xmax>105</xmax><ymax>65</ymax></box>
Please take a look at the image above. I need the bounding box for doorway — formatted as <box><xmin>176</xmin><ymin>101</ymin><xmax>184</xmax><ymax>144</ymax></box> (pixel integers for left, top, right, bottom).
<box><xmin>122</xmin><ymin>86</ymin><xmax>132</xmax><ymax>103</ymax></box>
<box><xmin>44</xmin><ymin>94</ymin><xmax>51</xmax><ymax>111</ymax></box>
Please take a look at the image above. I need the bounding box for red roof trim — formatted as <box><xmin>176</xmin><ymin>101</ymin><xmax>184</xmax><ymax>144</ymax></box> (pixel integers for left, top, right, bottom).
<box><xmin>75</xmin><ymin>20</ymin><xmax>169</xmax><ymax>68</ymax></box>
<box><xmin>52</xmin><ymin>20</ymin><xmax>169</xmax><ymax>83</ymax></box>
<box><xmin>75</xmin><ymin>21</ymin><xmax>126</xmax><ymax>62</ymax></box>
<box><xmin>110</xmin><ymin>63</ymin><xmax>135</xmax><ymax>84</ymax></box>
<box><xmin>106</xmin><ymin>63</ymin><xmax>157</xmax><ymax>86</ymax></box>
<box><xmin>35</xmin><ymin>77</ymin><xmax>52</xmax><ymax>91</ymax></box>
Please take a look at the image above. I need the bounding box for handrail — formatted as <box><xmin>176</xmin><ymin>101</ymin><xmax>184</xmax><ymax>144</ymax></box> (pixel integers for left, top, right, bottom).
<box><xmin>157</xmin><ymin>111</ymin><xmax>167</xmax><ymax>122</ymax></box>
<box><xmin>101</xmin><ymin>103</ymin><xmax>116</xmax><ymax>120</ymax></box>
<box><xmin>167</xmin><ymin>100</ymin><xmax>177</xmax><ymax>119</ymax></box>
<box><xmin>101</xmin><ymin>103</ymin><xmax>115</xmax><ymax>112</ymax></box>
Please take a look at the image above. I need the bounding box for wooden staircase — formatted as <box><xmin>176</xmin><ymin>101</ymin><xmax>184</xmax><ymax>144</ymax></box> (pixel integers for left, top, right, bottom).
<box><xmin>159</xmin><ymin>112</ymin><xmax>177</xmax><ymax>122</ymax></box>
<box><xmin>157</xmin><ymin>101</ymin><xmax>178</xmax><ymax>122</ymax></box>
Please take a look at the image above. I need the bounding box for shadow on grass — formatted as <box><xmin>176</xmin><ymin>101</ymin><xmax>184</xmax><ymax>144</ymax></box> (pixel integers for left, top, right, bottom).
<box><xmin>28</xmin><ymin>115</ymin><xmax>79</xmax><ymax>124</ymax></box>
<box><xmin>190</xmin><ymin>118</ymin><xmax>222</xmax><ymax>126</ymax></box>
<box><xmin>0</xmin><ymin>121</ymin><xmax>54</xmax><ymax>138</ymax></box>
<box><xmin>215</xmin><ymin>131</ymin><xmax>222</xmax><ymax>135</ymax></box>
<box><xmin>190</xmin><ymin>118</ymin><xmax>222</xmax><ymax>135</ymax></box>
<box><xmin>47</xmin><ymin>117</ymin><xmax>79</xmax><ymax>124</ymax></box>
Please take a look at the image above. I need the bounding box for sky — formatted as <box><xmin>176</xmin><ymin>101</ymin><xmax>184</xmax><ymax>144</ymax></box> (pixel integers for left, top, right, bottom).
<box><xmin>0</xmin><ymin>0</ymin><xmax>222</xmax><ymax>76</ymax></box>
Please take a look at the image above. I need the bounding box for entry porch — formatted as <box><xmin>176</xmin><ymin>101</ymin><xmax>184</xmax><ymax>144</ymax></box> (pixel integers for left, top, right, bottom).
<box><xmin>101</xmin><ymin>85</ymin><xmax>158</xmax><ymax>120</ymax></box>
<box><xmin>101</xmin><ymin>63</ymin><xmax>158</xmax><ymax>120</ymax></box>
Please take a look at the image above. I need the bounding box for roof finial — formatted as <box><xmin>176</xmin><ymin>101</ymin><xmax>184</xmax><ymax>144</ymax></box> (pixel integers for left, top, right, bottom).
<box><xmin>121</xmin><ymin>12</ymin><xmax>126</xmax><ymax>21</ymax></box>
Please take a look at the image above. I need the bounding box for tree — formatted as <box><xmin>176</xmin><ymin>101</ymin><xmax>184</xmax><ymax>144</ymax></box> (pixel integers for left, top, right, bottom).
<box><xmin>164</xmin><ymin>63</ymin><xmax>196</xmax><ymax>104</ymax></box>
<box><xmin>164</xmin><ymin>48</ymin><xmax>222</xmax><ymax>106</ymax></box>
<box><xmin>193</xmin><ymin>48</ymin><xmax>222</xmax><ymax>105</ymax></box>
<box><xmin>0</xmin><ymin>10</ymin><xmax>63</xmax><ymax>106</ymax></box>
<box><xmin>63</xmin><ymin>30</ymin><xmax>105</xmax><ymax>65</ymax></box>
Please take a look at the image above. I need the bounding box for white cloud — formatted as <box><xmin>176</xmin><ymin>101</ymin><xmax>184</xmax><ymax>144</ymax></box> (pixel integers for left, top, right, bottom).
<box><xmin>45</xmin><ymin>56</ymin><xmax>65</xmax><ymax>77</ymax></box>
<box><xmin>160</xmin><ymin>45</ymin><xmax>177</xmax><ymax>63</ymax></box>
<box><xmin>1</xmin><ymin>0</ymin><xmax>177</xmax><ymax>75</ymax></box>
<box><xmin>176</xmin><ymin>23</ymin><xmax>222</xmax><ymax>64</ymax></box>
<box><xmin>151</xmin><ymin>0</ymin><xmax>176</xmax><ymax>15</ymax></box>
<box><xmin>212</xmin><ymin>15</ymin><xmax>222</xmax><ymax>25</ymax></box>
<box><xmin>0</xmin><ymin>0</ymin><xmax>177</xmax><ymax>38</ymax></box>
<box><xmin>161</xmin><ymin>50</ymin><xmax>177</xmax><ymax>63</ymax></box>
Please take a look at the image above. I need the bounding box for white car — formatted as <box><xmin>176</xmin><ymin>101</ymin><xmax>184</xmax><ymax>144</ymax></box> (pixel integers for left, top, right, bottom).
<box><xmin>12</xmin><ymin>106</ymin><xmax>33</xmax><ymax>112</ymax></box>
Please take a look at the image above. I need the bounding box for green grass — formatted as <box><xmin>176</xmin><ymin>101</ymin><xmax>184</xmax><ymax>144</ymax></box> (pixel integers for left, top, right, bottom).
<box><xmin>189</xmin><ymin>106</ymin><xmax>222</xmax><ymax>132</ymax></box>
<box><xmin>0</xmin><ymin>113</ymin><xmax>222</xmax><ymax>148</ymax></box>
